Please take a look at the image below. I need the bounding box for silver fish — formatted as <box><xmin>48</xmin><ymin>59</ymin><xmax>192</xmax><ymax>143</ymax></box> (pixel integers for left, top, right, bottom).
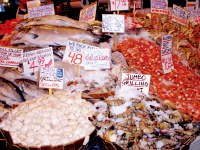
<box><xmin>11</xmin><ymin>25</ymin><xmax>111</xmax><ymax>47</ymax></box>
<box><xmin>15</xmin><ymin>15</ymin><xmax>93</xmax><ymax>31</ymax></box>
<box><xmin>14</xmin><ymin>78</ymin><xmax>48</xmax><ymax>100</ymax></box>
<box><xmin>0</xmin><ymin>77</ymin><xmax>25</xmax><ymax>107</ymax></box>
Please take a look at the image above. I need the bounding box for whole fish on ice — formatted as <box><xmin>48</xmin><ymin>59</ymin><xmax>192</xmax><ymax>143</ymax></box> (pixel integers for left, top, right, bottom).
<box><xmin>11</xmin><ymin>25</ymin><xmax>111</xmax><ymax>47</ymax></box>
<box><xmin>15</xmin><ymin>15</ymin><xmax>93</xmax><ymax>31</ymax></box>
<box><xmin>0</xmin><ymin>77</ymin><xmax>25</xmax><ymax>107</ymax></box>
<box><xmin>14</xmin><ymin>78</ymin><xmax>48</xmax><ymax>100</ymax></box>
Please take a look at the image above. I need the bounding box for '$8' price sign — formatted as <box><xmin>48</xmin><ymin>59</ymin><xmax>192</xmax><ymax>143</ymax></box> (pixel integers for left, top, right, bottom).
<box><xmin>66</xmin><ymin>51</ymin><xmax>83</xmax><ymax>66</ymax></box>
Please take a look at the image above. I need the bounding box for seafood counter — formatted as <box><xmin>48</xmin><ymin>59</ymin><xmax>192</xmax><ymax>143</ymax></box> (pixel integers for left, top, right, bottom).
<box><xmin>0</xmin><ymin>14</ymin><xmax>199</xmax><ymax>150</ymax></box>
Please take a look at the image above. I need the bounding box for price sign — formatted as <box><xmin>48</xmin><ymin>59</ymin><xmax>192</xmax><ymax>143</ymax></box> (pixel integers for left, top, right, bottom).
<box><xmin>79</xmin><ymin>2</ymin><xmax>97</xmax><ymax>23</ymax></box>
<box><xmin>172</xmin><ymin>4</ymin><xmax>188</xmax><ymax>26</ymax></box>
<box><xmin>188</xmin><ymin>9</ymin><xmax>200</xmax><ymax>25</ymax></box>
<box><xmin>102</xmin><ymin>14</ymin><xmax>125</xmax><ymax>33</ymax></box>
<box><xmin>0</xmin><ymin>47</ymin><xmax>23</xmax><ymax>68</ymax></box>
<box><xmin>23</xmin><ymin>47</ymin><xmax>54</xmax><ymax>74</ymax></box>
<box><xmin>121</xmin><ymin>73</ymin><xmax>151</xmax><ymax>95</ymax></box>
<box><xmin>84</xmin><ymin>48</ymin><xmax>111</xmax><ymax>70</ymax></box>
<box><xmin>28</xmin><ymin>4</ymin><xmax>55</xmax><ymax>18</ymax></box>
<box><xmin>161</xmin><ymin>35</ymin><xmax>174</xmax><ymax>74</ymax></box>
<box><xmin>63</xmin><ymin>40</ymin><xmax>98</xmax><ymax>66</ymax></box>
<box><xmin>110</xmin><ymin>0</ymin><xmax>129</xmax><ymax>11</ymax></box>
<box><xmin>184</xmin><ymin>7</ymin><xmax>194</xmax><ymax>12</ymax></box>
<box><xmin>151</xmin><ymin>0</ymin><xmax>168</xmax><ymax>15</ymax></box>
<box><xmin>39</xmin><ymin>67</ymin><xmax>64</xmax><ymax>89</ymax></box>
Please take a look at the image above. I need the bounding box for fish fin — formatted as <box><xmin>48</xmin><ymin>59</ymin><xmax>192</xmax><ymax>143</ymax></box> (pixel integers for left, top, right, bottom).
<box><xmin>29</xmin><ymin>33</ymin><xmax>39</xmax><ymax>39</ymax></box>
<box><xmin>97</xmin><ymin>35</ymin><xmax>112</xmax><ymax>43</ymax></box>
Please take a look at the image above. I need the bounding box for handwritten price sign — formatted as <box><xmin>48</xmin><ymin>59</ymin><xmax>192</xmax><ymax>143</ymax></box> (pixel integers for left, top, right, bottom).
<box><xmin>39</xmin><ymin>67</ymin><xmax>64</xmax><ymax>89</ymax></box>
<box><xmin>151</xmin><ymin>0</ymin><xmax>168</xmax><ymax>15</ymax></box>
<box><xmin>161</xmin><ymin>35</ymin><xmax>174</xmax><ymax>74</ymax></box>
<box><xmin>188</xmin><ymin>9</ymin><xmax>200</xmax><ymax>25</ymax></box>
<box><xmin>27</xmin><ymin>0</ymin><xmax>40</xmax><ymax>8</ymax></box>
<box><xmin>79</xmin><ymin>2</ymin><xmax>97</xmax><ymax>23</ymax></box>
<box><xmin>63</xmin><ymin>40</ymin><xmax>98</xmax><ymax>66</ymax></box>
<box><xmin>28</xmin><ymin>4</ymin><xmax>55</xmax><ymax>18</ymax></box>
<box><xmin>84</xmin><ymin>48</ymin><xmax>111</xmax><ymax>70</ymax></box>
<box><xmin>23</xmin><ymin>47</ymin><xmax>54</xmax><ymax>74</ymax></box>
<box><xmin>121</xmin><ymin>73</ymin><xmax>151</xmax><ymax>95</ymax></box>
<box><xmin>172</xmin><ymin>4</ymin><xmax>188</xmax><ymax>26</ymax></box>
<box><xmin>0</xmin><ymin>47</ymin><xmax>23</xmax><ymax>68</ymax></box>
<box><xmin>102</xmin><ymin>14</ymin><xmax>125</xmax><ymax>33</ymax></box>
<box><xmin>110</xmin><ymin>0</ymin><xmax>129</xmax><ymax>11</ymax></box>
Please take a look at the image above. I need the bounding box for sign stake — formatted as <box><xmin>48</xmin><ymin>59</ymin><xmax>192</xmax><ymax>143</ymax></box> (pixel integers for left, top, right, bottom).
<box><xmin>49</xmin><ymin>88</ymin><xmax>53</xmax><ymax>95</ymax></box>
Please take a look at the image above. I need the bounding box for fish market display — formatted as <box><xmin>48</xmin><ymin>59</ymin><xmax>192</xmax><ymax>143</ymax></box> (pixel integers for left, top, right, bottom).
<box><xmin>11</xmin><ymin>25</ymin><xmax>111</xmax><ymax>47</ymax></box>
<box><xmin>15</xmin><ymin>15</ymin><xmax>93</xmax><ymax>31</ymax></box>
<box><xmin>117</xmin><ymin>38</ymin><xmax>200</xmax><ymax>120</ymax></box>
<box><xmin>0</xmin><ymin>77</ymin><xmax>25</xmax><ymax>107</ymax></box>
<box><xmin>90</xmin><ymin>93</ymin><xmax>199</xmax><ymax>149</ymax></box>
<box><xmin>0</xmin><ymin>92</ymin><xmax>96</xmax><ymax>147</ymax></box>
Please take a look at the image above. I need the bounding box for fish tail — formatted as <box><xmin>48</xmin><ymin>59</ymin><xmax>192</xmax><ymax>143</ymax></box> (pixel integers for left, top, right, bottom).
<box><xmin>98</xmin><ymin>34</ymin><xmax>112</xmax><ymax>43</ymax></box>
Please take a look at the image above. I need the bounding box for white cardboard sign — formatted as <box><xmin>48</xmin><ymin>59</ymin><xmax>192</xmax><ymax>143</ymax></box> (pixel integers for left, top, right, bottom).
<box><xmin>121</xmin><ymin>73</ymin><xmax>151</xmax><ymax>95</ymax></box>
<box><xmin>28</xmin><ymin>4</ymin><xmax>55</xmax><ymax>18</ymax></box>
<box><xmin>0</xmin><ymin>47</ymin><xmax>23</xmax><ymax>68</ymax></box>
<box><xmin>84</xmin><ymin>48</ymin><xmax>111</xmax><ymax>70</ymax></box>
<box><xmin>110</xmin><ymin>0</ymin><xmax>129</xmax><ymax>11</ymax></box>
<box><xmin>172</xmin><ymin>4</ymin><xmax>188</xmax><ymax>26</ymax></box>
<box><xmin>23</xmin><ymin>47</ymin><xmax>54</xmax><ymax>73</ymax></box>
<box><xmin>39</xmin><ymin>67</ymin><xmax>64</xmax><ymax>89</ymax></box>
<box><xmin>151</xmin><ymin>0</ymin><xmax>168</xmax><ymax>15</ymax></box>
<box><xmin>79</xmin><ymin>2</ymin><xmax>97</xmax><ymax>23</ymax></box>
<box><xmin>102</xmin><ymin>14</ymin><xmax>125</xmax><ymax>33</ymax></box>
<box><xmin>63</xmin><ymin>40</ymin><xmax>98</xmax><ymax>66</ymax></box>
<box><xmin>161</xmin><ymin>35</ymin><xmax>174</xmax><ymax>74</ymax></box>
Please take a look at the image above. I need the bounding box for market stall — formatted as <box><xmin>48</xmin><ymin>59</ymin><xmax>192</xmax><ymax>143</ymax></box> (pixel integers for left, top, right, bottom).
<box><xmin>0</xmin><ymin>0</ymin><xmax>199</xmax><ymax>149</ymax></box>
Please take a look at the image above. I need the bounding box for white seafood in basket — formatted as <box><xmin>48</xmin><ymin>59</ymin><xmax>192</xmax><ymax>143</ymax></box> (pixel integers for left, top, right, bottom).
<box><xmin>0</xmin><ymin>91</ymin><xmax>96</xmax><ymax>147</ymax></box>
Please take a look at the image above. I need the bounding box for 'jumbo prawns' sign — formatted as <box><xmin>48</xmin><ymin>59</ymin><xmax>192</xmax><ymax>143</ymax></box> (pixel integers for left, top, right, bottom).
<box><xmin>23</xmin><ymin>47</ymin><xmax>54</xmax><ymax>74</ymax></box>
<box><xmin>151</xmin><ymin>0</ymin><xmax>168</xmax><ymax>15</ymax></box>
<box><xmin>28</xmin><ymin>4</ymin><xmax>55</xmax><ymax>18</ymax></box>
<box><xmin>0</xmin><ymin>47</ymin><xmax>23</xmax><ymax>68</ymax></box>
<box><xmin>188</xmin><ymin>9</ymin><xmax>200</xmax><ymax>25</ymax></box>
<box><xmin>172</xmin><ymin>4</ymin><xmax>188</xmax><ymax>26</ymax></box>
<box><xmin>79</xmin><ymin>2</ymin><xmax>97</xmax><ymax>23</ymax></box>
<box><xmin>161</xmin><ymin>35</ymin><xmax>174</xmax><ymax>74</ymax></box>
<box><xmin>121</xmin><ymin>73</ymin><xmax>151</xmax><ymax>95</ymax></box>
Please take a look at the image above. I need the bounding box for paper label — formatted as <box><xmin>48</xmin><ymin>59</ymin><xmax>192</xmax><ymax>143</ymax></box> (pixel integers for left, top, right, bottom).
<box><xmin>84</xmin><ymin>48</ymin><xmax>111</xmax><ymax>70</ymax></box>
<box><xmin>110</xmin><ymin>0</ymin><xmax>129</xmax><ymax>11</ymax></box>
<box><xmin>79</xmin><ymin>2</ymin><xmax>97</xmax><ymax>23</ymax></box>
<box><xmin>39</xmin><ymin>67</ymin><xmax>64</xmax><ymax>89</ymax></box>
<box><xmin>63</xmin><ymin>40</ymin><xmax>98</xmax><ymax>66</ymax></box>
<box><xmin>121</xmin><ymin>73</ymin><xmax>151</xmax><ymax>95</ymax></box>
<box><xmin>172</xmin><ymin>4</ymin><xmax>188</xmax><ymax>26</ymax></box>
<box><xmin>188</xmin><ymin>8</ymin><xmax>200</xmax><ymax>25</ymax></box>
<box><xmin>151</xmin><ymin>0</ymin><xmax>168</xmax><ymax>15</ymax></box>
<box><xmin>184</xmin><ymin>6</ymin><xmax>194</xmax><ymax>12</ymax></box>
<box><xmin>28</xmin><ymin>4</ymin><xmax>55</xmax><ymax>18</ymax></box>
<box><xmin>161</xmin><ymin>35</ymin><xmax>174</xmax><ymax>74</ymax></box>
<box><xmin>0</xmin><ymin>47</ymin><xmax>23</xmax><ymax>68</ymax></box>
<box><xmin>102</xmin><ymin>14</ymin><xmax>125</xmax><ymax>33</ymax></box>
<box><xmin>23</xmin><ymin>47</ymin><xmax>54</xmax><ymax>73</ymax></box>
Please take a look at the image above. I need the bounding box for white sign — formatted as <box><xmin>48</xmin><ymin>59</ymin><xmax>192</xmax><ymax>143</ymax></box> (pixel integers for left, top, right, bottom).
<box><xmin>102</xmin><ymin>14</ymin><xmax>125</xmax><ymax>33</ymax></box>
<box><xmin>63</xmin><ymin>40</ymin><xmax>98</xmax><ymax>66</ymax></box>
<box><xmin>28</xmin><ymin>4</ymin><xmax>55</xmax><ymax>18</ymax></box>
<box><xmin>84</xmin><ymin>48</ymin><xmax>111</xmax><ymax>70</ymax></box>
<box><xmin>188</xmin><ymin>8</ymin><xmax>200</xmax><ymax>25</ymax></box>
<box><xmin>0</xmin><ymin>47</ymin><xmax>23</xmax><ymax>68</ymax></box>
<box><xmin>23</xmin><ymin>47</ymin><xmax>54</xmax><ymax>73</ymax></box>
<box><xmin>151</xmin><ymin>0</ymin><xmax>168</xmax><ymax>15</ymax></box>
<box><xmin>110</xmin><ymin>0</ymin><xmax>129</xmax><ymax>11</ymax></box>
<box><xmin>121</xmin><ymin>73</ymin><xmax>151</xmax><ymax>95</ymax></box>
<box><xmin>79</xmin><ymin>2</ymin><xmax>97</xmax><ymax>23</ymax></box>
<box><xmin>172</xmin><ymin>4</ymin><xmax>188</xmax><ymax>26</ymax></box>
<box><xmin>39</xmin><ymin>67</ymin><xmax>64</xmax><ymax>89</ymax></box>
<box><xmin>161</xmin><ymin>35</ymin><xmax>174</xmax><ymax>74</ymax></box>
